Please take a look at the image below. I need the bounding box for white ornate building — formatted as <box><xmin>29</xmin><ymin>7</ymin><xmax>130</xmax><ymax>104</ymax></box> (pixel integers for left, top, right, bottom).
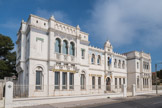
<box><xmin>16</xmin><ymin>14</ymin><xmax>152</xmax><ymax>97</ymax></box>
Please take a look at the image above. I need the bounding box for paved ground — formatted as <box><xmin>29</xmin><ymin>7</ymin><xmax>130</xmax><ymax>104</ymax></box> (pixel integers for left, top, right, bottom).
<box><xmin>17</xmin><ymin>94</ymin><xmax>162</xmax><ymax>108</ymax></box>
<box><xmin>83</xmin><ymin>95</ymin><xmax>162</xmax><ymax>108</ymax></box>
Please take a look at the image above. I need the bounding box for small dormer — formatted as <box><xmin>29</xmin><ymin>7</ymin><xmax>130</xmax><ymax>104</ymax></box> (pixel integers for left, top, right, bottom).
<box><xmin>104</xmin><ymin>40</ymin><xmax>113</xmax><ymax>52</ymax></box>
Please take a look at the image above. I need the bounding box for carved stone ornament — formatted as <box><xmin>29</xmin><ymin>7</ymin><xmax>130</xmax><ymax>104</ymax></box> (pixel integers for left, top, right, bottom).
<box><xmin>8</xmin><ymin>85</ymin><xmax>12</xmax><ymax>88</ymax></box>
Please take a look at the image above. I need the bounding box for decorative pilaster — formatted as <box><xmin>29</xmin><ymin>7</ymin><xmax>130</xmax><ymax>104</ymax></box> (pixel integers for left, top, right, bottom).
<box><xmin>76</xmin><ymin>25</ymin><xmax>81</xmax><ymax>62</ymax></box>
<box><xmin>67</xmin><ymin>72</ymin><xmax>69</xmax><ymax>90</ymax></box>
<box><xmin>60</xmin><ymin>72</ymin><xmax>62</xmax><ymax>90</ymax></box>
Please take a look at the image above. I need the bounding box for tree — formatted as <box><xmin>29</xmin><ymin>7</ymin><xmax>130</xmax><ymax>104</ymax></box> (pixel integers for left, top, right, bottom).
<box><xmin>0</xmin><ymin>34</ymin><xmax>16</xmax><ymax>79</ymax></box>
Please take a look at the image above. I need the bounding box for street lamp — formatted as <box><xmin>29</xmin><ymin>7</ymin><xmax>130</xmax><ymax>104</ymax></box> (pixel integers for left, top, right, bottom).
<box><xmin>155</xmin><ymin>62</ymin><xmax>162</xmax><ymax>94</ymax></box>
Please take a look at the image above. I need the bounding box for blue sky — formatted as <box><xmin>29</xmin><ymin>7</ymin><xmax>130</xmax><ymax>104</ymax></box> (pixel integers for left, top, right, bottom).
<box><xmin>0</xmin><ymin>0</ymin><xmax>162</xmax><ymax>71</ymax></box>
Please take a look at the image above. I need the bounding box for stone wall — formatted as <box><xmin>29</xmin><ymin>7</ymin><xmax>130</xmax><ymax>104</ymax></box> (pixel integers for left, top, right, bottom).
<box><xmin>0</xmin><ymin>79</ymin><xmax>4</xmax><ymax>100</ymax></box>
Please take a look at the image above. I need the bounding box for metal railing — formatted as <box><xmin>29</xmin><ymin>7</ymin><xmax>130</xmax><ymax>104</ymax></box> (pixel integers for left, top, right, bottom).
<box><xmin>152</xmin><ymin>85</ymin><xmax>162</xmax><ymax>91</ymax></box>
<box><xmin>12</xmin><ymin>84</ymin><xmax>159</xmax><ymax>99</ymax></box>
<box><xmin>13</xmin><ymin>85</ymin><xmax>125</xmax><ymax>98</ymax></box>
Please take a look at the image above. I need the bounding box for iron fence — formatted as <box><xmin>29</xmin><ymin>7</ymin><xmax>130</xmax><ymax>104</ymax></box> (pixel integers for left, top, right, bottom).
<box><xmin>152</xmin><ymin>85</ymin><xmax>162</xmax><ymax>90</ymax></box>
<box><xmin>13</xmin><ymin>85</ymin><xmax>125</xmax><ymax>98</ymax></box>
<box><xmin>13</xmin><ymin>85</ymin><xmax>28</xmax><ymax>98</ymax></box>
<box><xmin>12</xmin><ymin>84</ymin><xmax>160</xmax><ymax>99</ymax></box>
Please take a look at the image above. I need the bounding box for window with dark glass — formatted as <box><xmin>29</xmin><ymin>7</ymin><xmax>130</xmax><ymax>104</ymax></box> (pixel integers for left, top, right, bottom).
<box><xmin>108</xmin><ymin>57</ymin><xmax>110</xmax><ymax>66</ymax></box>
<box><xmin>114</xmin><ymin>59</ymin><xmax>117</xmax><ymax>68</ymax></box>
<box><xmin>36</xmin><ymin>71</ymin><xmax>42</xmax><ymax>90</ymax></box>
<box><xmin>62</xmin><ymin>72</ymin><xmax>67</xmax><ymax>89</ymax></box>
<box><xmin>69</xmin><ymin>73</ymin><xmax>74</xmax><ymax>89</ymax></box>
<box><xmin>81</xmin><ymin>49</ymin><xmax>85</xmax><ymax>59</ymax></box>
<box><xmin>122</xmin><ymin>61</ymin><xmax>125</xmax><ymax>69</ymax></box>
<box><xmin>97</xmin><ymin>55</ymin><xmax>101</xmax><ymax>65</ymax></box>
<box><xmin>70</xmin><ymin>42</ymin><xmax>75</xmax><ymax>56</ymax></box>
<box><xmin>147</xmin><ymin>64</ymin><xmax>149</xmax><ymax>70</ymax></box>
<box><xmin>98</xmin><ymin>77</ymin><xmax>101</xmax><ymax>89</ymax></box>
<box><xmin>115</xmin><ymin>78</ymin><xmax>117</xmax><ymax>88</ymax></box>
<box><xmin>118</xmin><ymin>60</ymin><xmax>121</xmax><ymax>68</ymax></box>
<box><xmin>91</xmin><ymin>54</ymin><xmax>95</xmax><ymax>64</ymax></box>
<box><xmin>92</xmin><ymin>76</ymin><xmax>95</xmax><ymax>89</ymax></box>
<box><xmin>119</xmin><ymin>78</ymin><xmax>121</xmax><ymax>88</ymax></box>
<box><xmin>123</xmin><ymin>78</ymin><xmax>125</xmax><ymax>84</ymax></box>
<box><xmin>137</xmin><ymin>77</ymin><xmax>139</xmax><ymax>88</ymax></box>
<box><xmin>63</xmin><ymin>40</ymin><xmax>68</xmax><ymax>54</ymax></box>
<box><xmin>55</xmin><ymin>72</ymin><xmax>60</xmax><ymax>89</ymax></box>
<box><xmin>137</xmin><ymin>62</ymin><xmax>139</xmax><ymax>69</ymax></box>
<box><xmin>81</xmin><ymin>74</ymin><xmax>86</xmax><ymax>89</ymax></box>
<box><xmin>55</xmin><ymin>38</ymin><xmax>61</xmax><ymax>53</ymax></box>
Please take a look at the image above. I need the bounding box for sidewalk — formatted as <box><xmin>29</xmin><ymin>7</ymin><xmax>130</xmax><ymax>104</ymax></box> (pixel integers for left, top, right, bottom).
<box><xmin>17</xmin><ymin>93</ymin><xmax>162</xmax><ymax>108</ymax></box>
<box><xmin>12</xmin><ymin>93</ymin><xmax>123</xmax><ymax>108</ymax></box>
<box><xmin>0</xmin><ymin>99</ymin><xmax>4</xmax><ymax>108</ymax></box>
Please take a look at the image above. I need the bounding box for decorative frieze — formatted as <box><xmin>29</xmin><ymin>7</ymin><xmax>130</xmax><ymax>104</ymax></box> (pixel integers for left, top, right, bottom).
<box><xmin>52</xmin><ymin>69</ymin><xmax>76</xmax><ymax>73</ymax></box>
<box><xmin>89</xmin><ymin>74</ymin><xmax>102</xmax><ymax>77</ymax></box>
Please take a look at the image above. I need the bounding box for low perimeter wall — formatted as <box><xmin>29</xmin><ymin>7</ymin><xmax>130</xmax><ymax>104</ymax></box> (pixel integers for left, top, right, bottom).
<box><xmin>12</xmin><ymin>90</ymin><xmax>162</xmax><ymax>108</ymax></box>
<box><xmin>4</xmin><ymin>81</ymin><xmax>127</xmax><ymax>108</ymax></box>
<box><xmin>6</xmin><ymin>81</ymin><xmax>161</xmax><ymax>108</ymax></box>
<box><xmin>13</xmin><ymin>93</ymin><xmax>123</xmax><ymax>108</ymax></box>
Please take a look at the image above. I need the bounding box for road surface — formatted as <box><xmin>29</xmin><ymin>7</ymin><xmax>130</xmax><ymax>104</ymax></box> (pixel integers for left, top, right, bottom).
<box><xmin>84</xmin><ymin>95</ymin><xmax>162</xmax><ymax>108</ymax></box>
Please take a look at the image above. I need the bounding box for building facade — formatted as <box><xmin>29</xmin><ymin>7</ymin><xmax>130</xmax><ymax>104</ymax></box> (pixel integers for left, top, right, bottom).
<box><xmin>16</xmin><ymin>14</ymin><xmax>152</xmax><ymax>97</ymax></box>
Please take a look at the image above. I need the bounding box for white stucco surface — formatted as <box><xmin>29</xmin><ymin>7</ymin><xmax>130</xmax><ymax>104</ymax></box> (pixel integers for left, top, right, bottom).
<box><xmin>16</xmin><ymin>14</ymin><xmax>152</xmax><ymax>97</ymax></box>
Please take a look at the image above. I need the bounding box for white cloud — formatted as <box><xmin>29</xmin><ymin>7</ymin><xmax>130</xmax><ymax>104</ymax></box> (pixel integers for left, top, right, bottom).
<box><xmin>35</xmin><ymin>8</ymin><xmax>71</xmax><ymax>24</ymax></box>
<box><xmin>87</xmin><ymin>0</ymin><xmax>162</xmax><ymax>48</ymax></box>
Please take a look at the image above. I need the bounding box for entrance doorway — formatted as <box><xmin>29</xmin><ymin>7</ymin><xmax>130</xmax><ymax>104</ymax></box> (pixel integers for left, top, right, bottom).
<box><xmin>106</xmin><ymin>77</ymin><xmax>111</xmax><ymax>91</ymax></box>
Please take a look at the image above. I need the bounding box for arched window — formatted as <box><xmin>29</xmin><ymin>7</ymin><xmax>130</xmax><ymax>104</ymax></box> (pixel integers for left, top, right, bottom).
<box><xmin>80</xmin><ymin>73</ymin><xmax>86</xmax><ymax>90</ymax></box>
<box><xmin>137</xmin><ymin>62</ymin><xmax>139</xmax><ymax>69</ymax></box>
<box><xmin>63</xmin><ymin>40</ymin><xmax>68</xmax><ymax>54</ymax></box>
<box><xmin>147</xmin><ymin>64</ymin><xmax>149</xmax><ymax>70</ymax></box>
<box><xmin>108</xmin><ymin>57</ymin><xmax>110</xmax><ymax>66</ymax></box>
<box><xmin>70</xmin><ymin>42</ymin><xmax>75</xmax><ymax>56</ymax></box>
<box><xmin>98</xmin><ymin>77</ymin><xmax>101</xmax><ymax>89</ymax></box>
<box><xmin>92</xmin><ymin>76</ymin><xmax>95</xmax><ymax>89</ymax></box>
<box><xmin>69</xmin><ymin>73</ymin><xmax>74</xmax><ymax>89</ymax></box>
<box><xmin>122</xmin><ymin>61</ymin><xmax>125</xmax><ymax>69</ymax></box>
<box><xmin>114</xmin><ymin>59</ymin><xmax>117</xmax><ymax>68</ymax></box>
<box><xmin>91</xmin><ymin>54</ymin><xmax>95</xmax><ymax>64</ymax></box>
<box><xmin>55</xmin><ymin>38</ymin><xmax>61</xmax><ymax>53</ymax></box>
<box><xmin>118</xmin><ymin>60</ymin><xmax>121</xmax><ymax>68</ymax></box>
<box><xmin>97</xmin><ymin>55</ymin><xmax>101</xmax><ymax>65</ymax></box>
<box><xmin>137</xmin><ymin>77</ymin><xmax>140</xmax><ymax>88</ymax></box>
<box><xmin>35</xmin><ymin>66</ymin><xmax>43</xmax><ymax>90</ymax></box>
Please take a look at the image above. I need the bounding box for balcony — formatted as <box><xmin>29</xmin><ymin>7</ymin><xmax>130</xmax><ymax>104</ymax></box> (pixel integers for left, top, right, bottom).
<box><xmin>54</xmin><ymin>63</ymin><xmax>76</xmax><ymax>72</ymax></box>
<box><xmin>54</xmin><ymin>53</ymin><xmax>76</xmax><ymax>63</ymax></box>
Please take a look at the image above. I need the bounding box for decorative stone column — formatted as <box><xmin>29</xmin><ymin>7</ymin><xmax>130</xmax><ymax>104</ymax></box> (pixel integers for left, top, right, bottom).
<box><xmin>53</xmin><ymin>72</ymin><xmax>55</xmax><ymax>90</ymax></box>
<box><xmin>60</xmin><ymin>72</ymin><xmax>62</xmax><ymax>90</ymax></box>
<box><xmin>95</xmin><ymin>76</ymin><xmax>98</xmax><ymax>90</ymax></box>
<box><xmin>117</xmin><ymin>78</ymin><xmax>119</xmax><ymax>89</ymax></box>
<box><xmin>48</xmin><ymin>15</ymin><xmax>55</xmax><ymax>96</ymax></box>
<box><xmin>76</xmin><ymin>25</ymin><xmax>80</xmax><ymax>62</ymax></box>
<box><xmin>67</xmin><ymin>72</ymin><xmax>69</xmax><ymax>90</ymax></box>
<box><xmin>60</xmin><ymin>43</ymin><xmax>64</xmax><ymax>61</ymax></box>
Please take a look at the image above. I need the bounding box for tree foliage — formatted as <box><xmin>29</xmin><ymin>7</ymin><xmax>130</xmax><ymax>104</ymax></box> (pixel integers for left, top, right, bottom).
<box><xmin>157</xmin><ymin>70</ymin><xmax>162</xmax><ymax>83</ymax></box>
<box><xmin>0</xmin><ymin>34</ymin><xmax>16</xmax><ymax>79</ymax></box>
<box><xmin>157</xmin><ymin>70</ymin><xmax>162</xmax><ymax>77</ymax></box>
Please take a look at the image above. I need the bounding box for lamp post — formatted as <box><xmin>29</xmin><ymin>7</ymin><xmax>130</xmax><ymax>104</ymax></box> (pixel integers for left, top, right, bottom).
<box><xmin>155</xmin><ymin>62</ymin><xmax>162</xmax><ymax>94</ymax></box>
<box><xmin>155</xmin><ymin>64</ymin><xmax>158</xmax><ymax>94</ymax></box>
